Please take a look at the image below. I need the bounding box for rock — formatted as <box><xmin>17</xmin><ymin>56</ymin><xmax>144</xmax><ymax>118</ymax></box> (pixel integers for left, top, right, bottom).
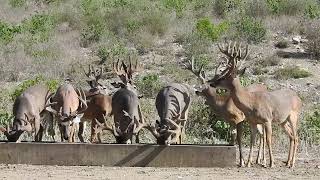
<box><xmin>301</xmin><ymin>38</ymin><xmax>309</xmax><ymax>43</ymax></box>
<box><xmin>292</xmin><ymin>36</ymin><xmax>302</xmax><ymax>44</ymax></box>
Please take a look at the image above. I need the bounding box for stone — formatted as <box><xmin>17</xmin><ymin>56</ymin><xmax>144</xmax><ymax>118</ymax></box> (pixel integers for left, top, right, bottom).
<box><xmin>292</xmin><ymin>36</ymin><xmax>302</xmax><ymax>44</ymax></box>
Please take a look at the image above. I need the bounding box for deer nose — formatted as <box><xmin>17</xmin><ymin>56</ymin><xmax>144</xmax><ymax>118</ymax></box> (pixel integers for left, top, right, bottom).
<box><xmin>63</xmin><ymin>134</ymin><xmax>69</xmax><ymax>140</ymax></box>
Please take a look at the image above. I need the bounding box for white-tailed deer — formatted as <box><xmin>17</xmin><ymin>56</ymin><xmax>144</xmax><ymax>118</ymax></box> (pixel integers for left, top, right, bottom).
<box><xmin>209</xmin><ymin>41</ymin><xmax>302</xmax><ymax>168</ymax></box>
<box><xmin>81</xmin><ymin>64</ymin><xmax>112</xmax><ymax>143</ymax></box>
<box><xmin>0</xmin><ymin>85</ymin><xmax>54</xmax><ymax>142</ymax></box>
<box><xmin>147</xmin><ymin>83</ymin><xmax>191</xmax><ymax>145</ymax></box>
<box><xmin>185</xmin><ymin>58</ymin><xmax>267</xmax><ymax>167</ymax></box>
<box><xmin>96</xmin><ymin>58</ymin><xmax>145</xmax><ymax>144</ymax></box>
<box><xmin>45</xmin><ymin>83</ymin><xmax>87</xmax><ymax>142</ymax></box>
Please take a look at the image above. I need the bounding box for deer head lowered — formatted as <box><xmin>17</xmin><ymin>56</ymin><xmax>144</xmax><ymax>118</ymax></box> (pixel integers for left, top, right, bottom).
<box><xmin>95</xmin><ymin>58</ymin><xmax>146</xmax><ymax>144</ymax></box>
<box><xmin>208</xmin><ymin>41</ymin><xmax>302</xmax><ymax>168</ymax></box>
<box><xmin>142</xmin><ymin>83</ymin><xmax>191</xmax><ymax>145</ymax></box>
<box><xmin>185</xmin><ymin>57</ymin><xmax>268</xmax><ymax>167</ymax></box>
<box><xmin>0</xmin><ymin>85</ymin><xmax>54</xmax><ymax>142</ymax></box>
<box><xmin>45</xmin><ymin>83</ymin><xmax>88</xmax><ymax>142</ymax></box>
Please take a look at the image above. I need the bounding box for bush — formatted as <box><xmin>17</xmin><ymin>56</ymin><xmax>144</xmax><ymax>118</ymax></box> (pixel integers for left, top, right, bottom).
<box><xmin>10</xmin><ymin>76</ymin><xmax>59</xmax><ymax>101</ymax></box>
<box><xmin>234</xmin><ymin>16</ymin><xmax>266</xmax><ymax>43</ymax></box>
<box><xmin>0</xmin><ymin>111</ymin><xmax>12</xmax><ymax>126</ymax></box>
<box><xmin>136</xmin><ymin>74</ymin><xmax>163</xmax><ymax>98</ymax></box>
<box><xmin>196</xmin><ymin>18</ymin><xmax>229</xmax><ymax>42</ymax></box>
<box><xmin>266</xmin><ymin>0</ymin><xmax>305</xmax><ymax>16</ymax></box>
<box><xmin>213</xmin><ymin>0</ymin><xmax>244</xmax><ymax>17</ymax></box>
<box><xmin>304</xmin><ymin>1</ymin><xmax>320</xmax><ymax>19</ymax></box>
<box><xmin>300</xmin><ymin>106</ymin><xmax>320</xmax><ymax>145</ymax></box>
<box><xmin>0</xmin><ymin>21</ymin><xmax>21</xmax><ymax>44</ymax></box>
<box><xmin>9</xmin><ymin>0</ymin><xmax>26</xmax><ymax>7</ymax></box>
<box><xmin>245</xmin><ymin>0</ymin><xmax>270</xmax><ymax>18</ymax></box>
<box><xmin>305</xmin><ymin>21</ymin><xmax>320</xmax><ymax>60</ymax></box>
<box><xmin>21</xmin><ymin>14</ymin><xmax>57</xmax><ymax>43</ymax></box>
<box><xmin>274</xmin><ymin>66</ymin><xmax>312</xmax><ymax>80</ymax></box>
<box><xmin>163</xmin><ymin>0</ymin><xmax>187</xmax><ymax>17</ymax></box>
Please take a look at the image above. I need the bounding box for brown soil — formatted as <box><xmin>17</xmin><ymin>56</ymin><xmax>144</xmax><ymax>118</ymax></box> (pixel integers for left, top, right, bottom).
<box><xmin>0</xmin><ymin>154</ymin><xmax>319</xmax><ymax>180</ymax></box>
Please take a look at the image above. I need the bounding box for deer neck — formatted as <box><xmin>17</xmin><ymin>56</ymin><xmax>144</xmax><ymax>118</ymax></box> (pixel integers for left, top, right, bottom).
<box><xmin>229</xmin><ymin>78</ymin><xmax>254</xmax><ymax>113</ymax></box>
<box><xmin>205</xmin><ymin>89</ymin><xmax>229</xmax><ymax>113</ymax></box>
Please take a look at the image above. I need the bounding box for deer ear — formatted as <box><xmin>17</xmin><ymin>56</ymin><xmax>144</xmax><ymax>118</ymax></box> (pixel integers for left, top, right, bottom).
<box><xmin>238</xmin><ymin>67</ymin><xmax>247</xmax><ymax>76</ymax></box>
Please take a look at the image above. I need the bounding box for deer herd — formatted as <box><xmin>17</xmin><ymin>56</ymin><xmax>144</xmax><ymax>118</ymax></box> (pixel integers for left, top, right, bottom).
<box><xmin>0</xmin><ymin>41</ymin><xmax>302</xmax><ymax>168</ymax></box>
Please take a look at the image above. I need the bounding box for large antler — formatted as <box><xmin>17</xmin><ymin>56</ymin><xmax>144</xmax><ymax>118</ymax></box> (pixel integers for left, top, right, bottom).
<box><xmin>214</xmin><ymin>41</ymin><xmax>250</xmax><ymax>79</ymax></box>
<box><xmin>112</xmin><ymin>57</ymin><xmax>142</xmax><ymax>84</ymax></box>
<box><xmin>184</xmin><ymin>57</ymin><xmax>206</xmax><ymax>84</ymax></box>
<box><xmin>93</xmin><ymin>114</ymin><xmax>121</xmax><ymax>137</ymax></box>
<box><xmin>82</xmin><ymin>64</ymin><xmax>104</xmax><ymax>82</ymax></box>
<box><xmin>217</xmin><ymin>41</ymin><xmax>249</xmax><ymax>70</ymax></box>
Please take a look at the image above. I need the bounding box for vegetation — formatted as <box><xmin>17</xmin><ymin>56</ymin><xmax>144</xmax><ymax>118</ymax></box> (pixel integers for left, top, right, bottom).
<box><xmin>0</xmin><ymin>0</ymin><xmax>320</xmax><ymax>146</ymax></box>
<box><xmin>10</xmin><ymin>76</ymin><xmax>59</xmax><ymax>101</ymax></box>
<box><xmin>274</xmin><ymin>66</ymin><xmax>312</xmax><ymax>80</ymax></box>
<box><xmin>136</xmin><ymin>74</ymin><xmax>163</xmax><ymax>98</ymax></box>
<box><xmin>300</xmin><ymin>106</ymin><xmax>320</xmax><ymax>145</ymax></box>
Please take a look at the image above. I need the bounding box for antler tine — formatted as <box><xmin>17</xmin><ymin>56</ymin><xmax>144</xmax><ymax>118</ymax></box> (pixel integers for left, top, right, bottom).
<box><xmin>185</xmin><ymin>57</ymin><xmax>206</xmax><ymax>84</ymax></box>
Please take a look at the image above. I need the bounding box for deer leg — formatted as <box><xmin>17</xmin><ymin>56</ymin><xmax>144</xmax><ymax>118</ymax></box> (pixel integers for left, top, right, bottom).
<box><xmin>256</xmin><ymin>124</ymin><xmax>265</xmax><ymax>166</ymax></box>
<box><xmin>78</xmin><ymin>122</ymin><xmax>85</xmax><ymax>143</ymax></box>
<box><xmin>265</xmin><ymin>121</ymin><xmax>274</xmax><ymax>168</ymax></box>
<box><xmin>290</xmin><ymin>113</ymin><xmax>299</xmax><ymax>168</ymax></box>
<box><xmin>58</xmin><ymin>124</ymin><xmax>64</xmax><ymax>142</ymax></box>
<box><xmin>246</xmin><ymin>123</ymin><xmax>257</xmax><ymax>167</ymax></box>
<box><xmin>34</xmin><ymin>115</ymin><xmax>41</xmax><ymax>142</ymax></box>
<box><xmin>135</xmin><ymin>130</ymin><xmax>140</xmax><ymax>143</ymax></box>
<box><xmin>230</xmin><ymin>125</ymin><xmax>237</xmax><ymax>146</ymax></box>
<box><xmin>236</xmin><ymin>122</ymin><xmax>245</xmax><ymax>167</ymax></box>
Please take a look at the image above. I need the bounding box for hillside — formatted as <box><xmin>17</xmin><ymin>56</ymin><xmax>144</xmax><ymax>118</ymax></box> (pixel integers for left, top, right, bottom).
<box><xmin>0</xmin><ymin>0</ymin><xmax>320</xmax><ymax>148</ymax></box>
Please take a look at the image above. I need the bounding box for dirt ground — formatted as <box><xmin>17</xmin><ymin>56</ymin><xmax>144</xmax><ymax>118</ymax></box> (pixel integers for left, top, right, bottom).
<box><xmin>0</xmin><ymin>154</ymin><xmax>319</xmax><ymax>180</ymax></box>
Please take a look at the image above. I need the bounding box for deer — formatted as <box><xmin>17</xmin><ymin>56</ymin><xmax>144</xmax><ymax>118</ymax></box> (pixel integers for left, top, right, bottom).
<box><xmin>45</xmin><ymin>83</ymin><xmax>88</xmax><ymax>142</ymax></box>
<box><xmin>95</xmin><ymin>58</ymin><xmax>145</xmax><ymax>144</ymax></box>
<box><xmin>145</xmin><ymin>83</ymin><xmax>191</xmax><ymax>145</ymax></box>
<box><xmin>80</xmin><ymin>64</ymin><xmax>113</xmax><ymax>143</ymax></box>
<box><xmin>185</xmin><ymin>58</ymin><xmax>268</xmax><ymax>167</ymax></box>
<box><xmin>0</xmin><ymin>84</ymin><xmax>54</xmax><ymax>142</ymax></box>
<box><xmin>208</xmin><ymin>41</ymin><xmax>302</xmax><ymax>168</ymax></box>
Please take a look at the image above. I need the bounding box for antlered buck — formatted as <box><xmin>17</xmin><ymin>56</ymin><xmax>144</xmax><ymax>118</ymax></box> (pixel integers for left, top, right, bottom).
<box><xmin>95</xmin><ymin>59</ymin><xmax>145</xmax><ymax>144</ymax></box>
<box><xmin>46</xmin><ymin>83</ymin><xmax>87</xmax><ymax>142</ymax></box>
<box><xmin>185</xmin><ymin>58</ymin><xmax>267</xmax><ymax>167</ymax></box>
<box><xmin>209</xmin><ymin>41</ymin><xmax>302</xmax><ymax>168</ymax></box>
<box><xmin>0</xmin><ymin>85</ymin><xmax>54</xmax><ymax>142</ymax></box>
<box><xmin>81</xmin><ymin>64</ymin><xmax>112</xmax><ymax>143</ymax></box>
<box><xmin>147</xmin><ymin>83</ymin><xmax>191</xmax><ymax>145</ymax></box>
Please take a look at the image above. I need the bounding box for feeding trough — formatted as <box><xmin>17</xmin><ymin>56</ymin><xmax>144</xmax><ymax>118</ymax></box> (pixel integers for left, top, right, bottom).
<box><xmin>0</xmin><ymin>142</ymin><xmax>236</xmax><ymax>167</ymax></box>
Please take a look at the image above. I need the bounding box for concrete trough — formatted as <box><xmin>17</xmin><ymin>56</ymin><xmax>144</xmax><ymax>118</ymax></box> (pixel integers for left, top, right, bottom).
<box><xmin>0</xmin><ymin>142</ymin><xmax>236</xmax><ymax>167</ymax></box>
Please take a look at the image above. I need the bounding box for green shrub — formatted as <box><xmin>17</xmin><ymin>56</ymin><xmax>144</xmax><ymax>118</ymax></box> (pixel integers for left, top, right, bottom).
<box><xmin>245</xmin><ymin>0</ymin><xmax>270</xmax><ymax>18</ymax></box>
<box><xmin>305</xmin><ymin>2</ymin><xmax>320</xmax><ymax>19</ymax></box>
<box><xmin>163</xmin><ymin>0</ymin><xmax>187</xmax><ymax>17</ymax></box>
<box><xmin>21</xmin><ymin>14</ymin><xmax>56</xmax><ymax>42</ymax></box>
<box><xmin>10</xmin><ymin>76</ymin><xmax>59</xmax><ymax>101</ymax></box>
<box><xmin>306</xmin><ymin>22</ymin><xmax>320</xmax><ymax>60</ymax></box>
<box><xmin>136</xmin><ymin>74</ymin><xmax>163</xmax><ymax>98</ymax></box>
<box><xmin>266</xmin><ymin>0</ymin><xmax>305</xmax><ymax>16</ymax></box>
<box><xmin>80</xmin><ymin>19</ymin><xmax>105</xmax><ymax>47</ymax></box>
<box><xmin>234</xmin><ymin>16</ymin><xmax>266</xmax><ymax>43</ymax></box>
<box><xmin>0</xmin><ymin>21</ymin><xmax>21</xmax><ymax>44</ymax></box>
<box><xmin>213</xmin><ymin>0</ymin><xmax>244</xmax><ymax>17</ymax></box>
<box><xmin>196</xmin><ymin>18</ymin><xmax>229</xmax><ymax>42</ymax></box>
<box><xmin>0</xmin><ymin>111</ymin><xmax>12</xmax><ymax>126</ymax></box>
<box><xmin>9</xmin><ymin>0</ymin><xmax>26</xmax><ymax>7</ymax></box>
<box><xmin>274</xmin><ymin>66</ymin><xmax>312</xmax><ymax>80</ymax></box>
<box><xmin>300</xmin><ymin>107</ymin><xmax>320</xmax><ymax>145</ymax></box>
